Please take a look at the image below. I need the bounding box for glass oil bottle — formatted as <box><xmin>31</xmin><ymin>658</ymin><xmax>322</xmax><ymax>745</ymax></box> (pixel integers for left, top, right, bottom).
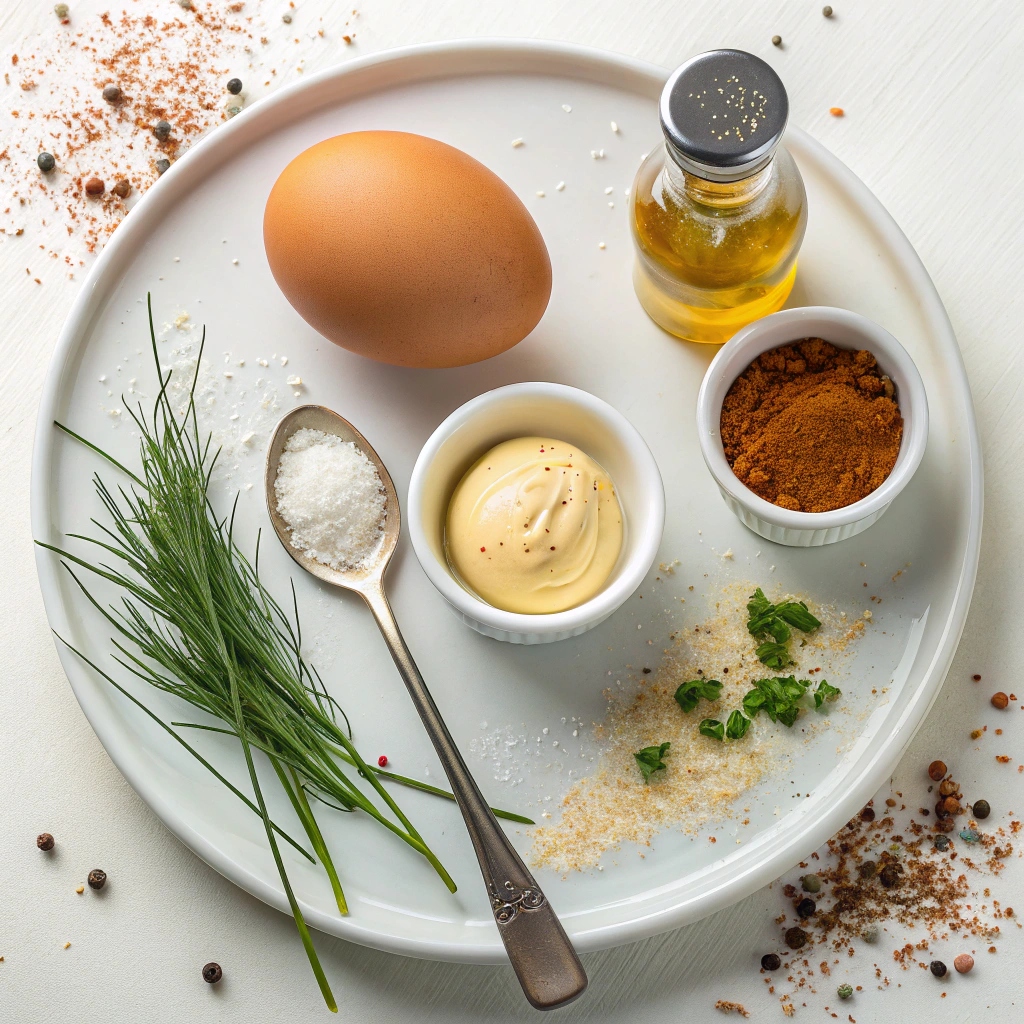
<box><xmin>631</xmin><ymin>49</ymin><xmax>807</xmax><ymax>345</ymax></box>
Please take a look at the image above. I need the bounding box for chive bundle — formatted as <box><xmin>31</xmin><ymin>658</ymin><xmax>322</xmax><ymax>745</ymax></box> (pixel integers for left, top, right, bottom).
<box><xmin>37</xmin><ymin>299</ymin><xmax>528</xmax><ymax>1010</ymax></box>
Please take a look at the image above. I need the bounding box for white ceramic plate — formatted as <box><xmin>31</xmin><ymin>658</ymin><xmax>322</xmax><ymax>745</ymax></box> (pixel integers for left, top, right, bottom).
<box><xmin>31</xmin><ymin>40</ymin><xmax>982</xmax><ymax>963</ymax></box>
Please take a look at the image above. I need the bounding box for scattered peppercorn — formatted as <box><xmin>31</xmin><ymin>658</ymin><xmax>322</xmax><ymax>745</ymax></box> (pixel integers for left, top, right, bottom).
<box><xmin>54</xmin><ymin>3</ymin><xmax>69</xmax><ymax>17</ymax></box>
<box><xmin>938</xmin><ymin>778</ymin><xmax>958</xmax><ymax>797</ymax></box>
<box><xmin>84</xmin><ymin>177</ymin><xmax>105</xmax><ymax>197</ymax></box>
<box><xmin>933</xmin><ymin>834</ymin><xmax>951</xmax><ymax>851</ymax></box>
<box><xmin>761</xmin><ymin>953</ymin><xmax>781</xmax><ymax>971</ymax></box>
<box><xmin>822</xmin><ymin>5</ymin><xmax>834</xmax><ymax>16</ymax></box>
<box><xmin>878</xmin><ymin>864</ymin><xmax>900</xmax><ymax>888</ymax></box>
<box><xmin>837</xmin><ymin>983</ymin><xmax>853</xmax><ymax>1000</ymax></box>
<box><xmin>929</xmin><ymin>960</ymin><xmax>947</xmax><ymax>978</ymax></box>
<box><xmin>801</xmin><ymin>874</ymin><xmax>821</xmax><ymax>893</ymax></box>
<box><xmin>179</xmin><ymin>0</ymin><xmax>193</xmax><ymax>8</ymax></box>
<box><xmin>87</xmin><ymin>868</ymin><xmax>107</xmax><ymax>890</ymax></box>
<box><xmin>859</xmin><ymin>806</ymin><xmax>875</xmax><ymax>822</ymax></box>
<box><xmin>829</xmin><ymin>107</ymin><xmax>844</xmax><ymax>117</ymax></box>
<box><xmin>156</xmin><ymin>158</ymin><xmax>171</xmax><ymax>175</ymax></box>
<box><xmin>226</xmin><ymin>77</ymin><xmax>242</xmax><ymax>94</ymax></box>
<box><xmin>37</xmin><ymin>152</ymin><xmax>55</xmax><ymax>173</ymax></box>
<box><xmin>940</xmin><ymin>796</ymin><xmax>961</xmax><ymax>816</ymax></box>
<box><xmin>972</xmin><ymin>799</ymin><xmax>990</xmax><ymax>819</ymax></box>
<box><xmin>111</xmin><ymin>179</ymin><xmax>131</xmax><ymax>199</ymax></box>
<box><xmin>928</xmin><ymin>760</ymin><xmax>947</xmax><ymax>781</ymax></box>
<box><xmin>991</xmin><ymin>692</ymin><xmax>1009</xmax><ymax>710</ymax></box>
<box><xmin>858</xmin><ymin>861</ymin><xmax>877</xmax><ymax>880</ymax></box>
<box><xmin>36</xmin><ymin>832</ymin><xmax>55</xmax><ymax>851</ymax></box>
<box><xmin>202</xmin><ymin>962</ymin><xmax>223</xmax><ymax>984</ymax></box>
<box><xmin>796</xmin><ymin>897</ymin><xmax>816</xmax><ymax>918</ymax></box>
<box><xmin>153</xmin><ymin>120</ymin><xmax>172</xmax><ymax>140</ymax></box>
<box><xmin>954</xmin><ymin>953</ymin><xmax>974</xmax><ymax>974</ymax></box>
<box><xmin>377</xmin><ymin>755</ymin><xmax>388</xmax><ymax>768</ymax></box>
<box><xmin>785</xmin><ymin>927</ymin><xmax>808</xmax><ymax>950</ymax></box>
<box><xmin>972</xmin><ymin>674</ymin><xmax>982</xmax><ymax>681</ymax></box>
<box><xmin>771</xmin><ymin>35</ymin><xmax>782</xmax><ymax>47</ymax></box>
<box><xmin>282</xmin><ymin>12</ymin><xmax>292</xmax><ymax>22</ymax></box>
<box><xmin>861</xmin><ymin>925</ymin><xmax>879</xmax><ymax>944</ymax></box>
<box><xmin>102</xmin><ymin>83</ymin><xmax>121</xmax><ymax>104</ymax></box>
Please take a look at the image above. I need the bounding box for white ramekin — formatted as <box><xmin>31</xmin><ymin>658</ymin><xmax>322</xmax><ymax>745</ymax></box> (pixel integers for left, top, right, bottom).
<box><xmin>407</xmin><ymin>383</ymin><xmax>665</xmax><ymax>644</ymax></box>
<box><xmin>696</xmin><ymin>307</ymin><xmax>929</xmax><ymax>547</ymax></box>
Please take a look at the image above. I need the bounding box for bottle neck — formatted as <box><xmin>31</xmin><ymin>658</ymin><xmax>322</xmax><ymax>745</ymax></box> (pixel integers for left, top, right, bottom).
<box><xmin>663</xmin><ymin>149</ymin><xmax>774</xmax><ymax>208</ymax></box>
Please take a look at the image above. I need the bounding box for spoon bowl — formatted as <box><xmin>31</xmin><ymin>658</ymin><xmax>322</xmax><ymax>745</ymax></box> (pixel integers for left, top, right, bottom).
<box><xmin>265</xmin><ymin>404</ymin><xmax>400</xmax><ymax>590</ymax></box>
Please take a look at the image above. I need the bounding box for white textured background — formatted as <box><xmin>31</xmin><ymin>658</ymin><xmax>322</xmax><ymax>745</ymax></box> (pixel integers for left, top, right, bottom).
<box><xmin>2</xmin><ymin>1</ymin><xmax>1022</xmax><ymax>1020</ymax></box>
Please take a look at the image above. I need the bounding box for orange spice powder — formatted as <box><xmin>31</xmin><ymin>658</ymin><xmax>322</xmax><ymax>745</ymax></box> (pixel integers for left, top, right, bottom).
<box><xmin>720</xmin><ymin>339</ymin><xmax>903</xmax><ymax>513</ymax></box>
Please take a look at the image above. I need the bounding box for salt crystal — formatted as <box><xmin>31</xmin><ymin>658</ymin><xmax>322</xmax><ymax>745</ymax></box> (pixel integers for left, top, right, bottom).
<box><xmin>511</xmin><ymin>138</ymin><xmax>524</xmax><ymax>148</ymax></box>
<box><xmin>562</xmin><ymin>104</ymin><xmax>572</xmax><ymax>112</ymax></box>
<box><xmin>611</xmin><ymin>121</ymin><xmax>619</xmax><ymax>133</ymax></box>
<box><xmin>556</xmin><ymin>181</ymin><xmax>565</xmax><ymax>191</ymax></box>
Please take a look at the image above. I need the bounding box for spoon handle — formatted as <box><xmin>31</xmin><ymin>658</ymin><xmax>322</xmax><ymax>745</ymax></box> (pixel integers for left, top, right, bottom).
<box><xmin>362</xmin><ymin>582</ymin><xmax>588</xmax><ymax>1011</ymax></box>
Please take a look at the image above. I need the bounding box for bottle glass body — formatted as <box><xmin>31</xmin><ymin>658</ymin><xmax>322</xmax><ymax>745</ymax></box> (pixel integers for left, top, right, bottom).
<box><xmin>631</xmin><ymin>143</ymin><xmax>807</xmax><ymax>345</ymax></box>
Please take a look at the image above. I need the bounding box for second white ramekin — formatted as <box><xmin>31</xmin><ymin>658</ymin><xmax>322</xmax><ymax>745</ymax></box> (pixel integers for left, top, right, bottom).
<box><xmin>696</xmin><ymin>306</ymin><xmax>929</xmax><ymax>547</ymax></box>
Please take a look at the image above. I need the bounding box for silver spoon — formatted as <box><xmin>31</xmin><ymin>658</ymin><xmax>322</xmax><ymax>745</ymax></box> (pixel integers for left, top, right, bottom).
<box><xmin>266</xmin><ymin>404</ymin><xmax>588</xmax><ymax>1011</ymax></box>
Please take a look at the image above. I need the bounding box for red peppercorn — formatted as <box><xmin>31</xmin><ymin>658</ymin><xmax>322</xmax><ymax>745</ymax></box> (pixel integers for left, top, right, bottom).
<box><xmin>84</xmin><ymin>176</ymin><xmax>105</xmax><ymax>196</ymax></box>
<box><xmin>991</xmin><ymin>691</ymin><xmax>1009</xmax><ymax>710</ymax></box>
<box><xmin>927</xmin><ymin>760</ymin><xmax>947</xmax><ymax>781</ymax></box>
<box><xmin>377</xmin><ymin>755</ymin><xmax>388</xmax><ymax>768</ymax></box>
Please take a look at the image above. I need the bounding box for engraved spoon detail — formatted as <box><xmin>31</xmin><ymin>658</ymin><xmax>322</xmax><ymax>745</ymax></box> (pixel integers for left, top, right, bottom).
<box><xmin>266</xmin><ymin>405</ymin><xmax>588</xmax><ymax>1012</ymax></box>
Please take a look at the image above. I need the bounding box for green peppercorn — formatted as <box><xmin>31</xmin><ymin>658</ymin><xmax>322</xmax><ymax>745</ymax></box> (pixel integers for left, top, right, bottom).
<box><xmin>153</xmin><ymin>120</ymin><xmax>172</xmax><ymax>140</ymax></box>
<box><xmin>761</xmin><ymin>953</ymin><xmax>781</xmax><ymax>971</ymax></box>
<box><xmin>156</xmin><ymin>158</ymin><xmax>171</xmax><ymax>175</ymax></box>
<box><xmin>37</xmin><ymin>152</ymin><xmax>56</xmax><ymax>173</ymax></box>
<box><xmin>823</xmin><ymin>5</ymin><xmax>834</xmax><ymax>16</ymax></box>
<box><xmin>785</xmin><ymin>926</ymin><xmax>808</xmax><ymax>950</ymax></box>
<box><xmin>801</xmin><ymin>874</ymin><xmax>821</xmax><ymax>893</ymax></box>
<box><xmin>54</xmin><ymin>3</ymin><xmax>69</xmax><ymax>17</ymax></box>
<box><xmin>837</xmin><ymin>984</ymin><xmax>853</xmax><ymax>1000</ymax></box>
<box><xmin>282</xmin><ymin>12</ymin><xmax>292</xmax><ymax>23</ymax></box>
<box><xmin>929</xmin><ymin>960</ymin><xmax>947</xmax><ymax>978</ymax></box>
<box><xmin>861</xmin><ymin>925</ymin><xmax>879</xmax><ymax>944</ymax></box>
<box><xmin>771</xmin><ymin>35</ymin><xmax>782</xmax><ymax>47</ymax></box>
<box><xmin>202</xmin><ymin>962</ymin><xmax>222</xmax><ymax>984</ymax></box>
<box><xmin>972</xmin><ymin>799</ymin><xmax>990</xmax><ymax>819</ymax></box>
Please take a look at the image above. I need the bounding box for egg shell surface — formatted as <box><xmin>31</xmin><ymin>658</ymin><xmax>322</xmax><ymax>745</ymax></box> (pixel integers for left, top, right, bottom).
<box><xmin>263</xmin><ymin>131</ymin><xmax>552</xmax><ymax>369</ymax></box>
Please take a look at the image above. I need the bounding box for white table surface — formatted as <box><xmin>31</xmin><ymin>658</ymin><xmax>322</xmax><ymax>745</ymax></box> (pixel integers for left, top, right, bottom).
<box><xmin>1</xmin><ymin>1</ymin><xmax>1020</xmax><ymax>1020</ymax></box>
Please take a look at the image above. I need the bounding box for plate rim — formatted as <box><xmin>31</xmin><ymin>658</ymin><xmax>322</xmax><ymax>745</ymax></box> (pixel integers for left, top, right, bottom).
<box><xmin>30</xmin><ymin>37</ymin><xmax>984</xmax><ymax>963</ymax></box>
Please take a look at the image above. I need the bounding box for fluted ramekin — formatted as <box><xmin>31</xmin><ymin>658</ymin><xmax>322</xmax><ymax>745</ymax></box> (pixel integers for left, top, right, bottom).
<box><xmin>696</xmin><ymin>306</ymin><xmax>928</xmax><ymax>547</ymax></box>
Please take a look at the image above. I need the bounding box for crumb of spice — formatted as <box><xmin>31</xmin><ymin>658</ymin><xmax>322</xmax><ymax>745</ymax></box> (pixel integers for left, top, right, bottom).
<box><xmin>36</xmin><ymin>832</ymin><xmax>55</xmax><ymax>851</ymax></box>
<box><xmin>830</xmin><ymin>107</ymin><xmax>845</xmax><ymax>116</ymax></box>
<box><xmin>75</xmin><ymin>885</ymin><xmax>85</xmax><ymax>894</ymax></box>
<box><xmin>202</xmin><ymin>962</ymin><xmax>223</xmax><ymax>984</ymax></box>
<box><xmin>991</xmin><ymin>692</ymin><xmax>1009</xmax><ymax>709</ymax></box>
<box><xmin>714</xmin><ymin>1000</ymin><xmax>749</xmax><ymax>1017</ymax></box>
<box><xmin>63</xmin><ymin>942</ymin><xmax>71</xmax><ymax>949</ymax></box>
<box><xmin>719</xmin><ymin>340</ymin><xmax>903</xmax><ymax>513</ymax></box>
<box><xmin>954</xmin><ymin>953</ymin><xmax>974</xmax><ymax>974</ymax></box>
<box><xmin>87</xmin><ymin>869</ymin><xmax>107</xmax><ymax>890</ymax></box>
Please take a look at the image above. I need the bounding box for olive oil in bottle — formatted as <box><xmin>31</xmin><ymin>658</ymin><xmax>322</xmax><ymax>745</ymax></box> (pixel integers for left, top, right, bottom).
<box><xmin>631</xmin><ymin>49</ymin><xmax>807</xmax><ymax>345</ymax></box>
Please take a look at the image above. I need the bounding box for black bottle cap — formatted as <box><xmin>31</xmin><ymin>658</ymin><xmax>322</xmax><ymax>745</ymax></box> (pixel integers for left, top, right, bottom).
<box><xmin>660</xmin><ymin>49</ymin><xmax>789</xmax><ymax>182</ymax></box>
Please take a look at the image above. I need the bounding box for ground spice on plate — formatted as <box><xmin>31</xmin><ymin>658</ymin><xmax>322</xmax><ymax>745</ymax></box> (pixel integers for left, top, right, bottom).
<box><xmin>720</xmin><ymin>339</ymin><xmax>903</xmax><ymax>513</ymax></box>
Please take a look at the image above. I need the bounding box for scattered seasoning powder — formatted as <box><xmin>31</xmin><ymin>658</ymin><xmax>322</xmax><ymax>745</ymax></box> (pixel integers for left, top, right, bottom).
<box><xmin>274</xmin><ymin>428</ymin><xmax>386</xmax><ymax>571</ymax></box>
<box><xmin>531</xmin><ymin>584</ymin><xmax>863</xmax><ymax>871</ymax></box>
<box><xmin>714</xmin><ymin>1000</ymin><xmax>750</xmax><ymax>1017</ymax></box>
<box><xmin>720</xmin><ymin>339</ymin><xmax>903</xmax><ymax>513</ymax></box>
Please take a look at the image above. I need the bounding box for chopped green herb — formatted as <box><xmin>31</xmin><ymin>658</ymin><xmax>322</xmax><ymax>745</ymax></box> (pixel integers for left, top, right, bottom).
<box><xmin>741</xmin><ymin>675</ymin><xmax>812</xmax><ymax>727</ymax></box>
<box><xmin>746</xmin><ymin>588</ymin><xmax>820</xmax><ymax>668</ymax></box>
<box><xmin>674</xmin><ymin>678</ymin><xmax>723</xmax><ymax>713</ymax></box>
<box><xmin>775</xmin><ymin>601</ymin><xmax>821</xmax><ymax>633</ymax></box>
<box><xmin>634</xmin><ymin>742</ymin><xmax>671</xmax><ymax>783</ymax></box>
<box><xmin>813</xmin><ymin>680</ymin><xmax>841</xmax><ymax>708</ymax></box>
<box><xmin>755</xmin><ymin>640</ymin><xmax>791</xmax><ymax>670</ymax></box>
<box><xmin>726</xmin><ymin>710</ymin><xmax>751</xmax><ymax>740</ymax></box>
<box><xmin>698</xmin><ymin>719</ymin><xmax>725</xmax><ymax>742</ymax></box>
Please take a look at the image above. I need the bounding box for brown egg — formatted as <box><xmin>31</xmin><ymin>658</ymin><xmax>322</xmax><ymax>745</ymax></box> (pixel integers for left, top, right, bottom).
<box><xmin>263</xmin><ymin>131</ymin><xmax>552</xmax><ymax>368</ymax></box>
